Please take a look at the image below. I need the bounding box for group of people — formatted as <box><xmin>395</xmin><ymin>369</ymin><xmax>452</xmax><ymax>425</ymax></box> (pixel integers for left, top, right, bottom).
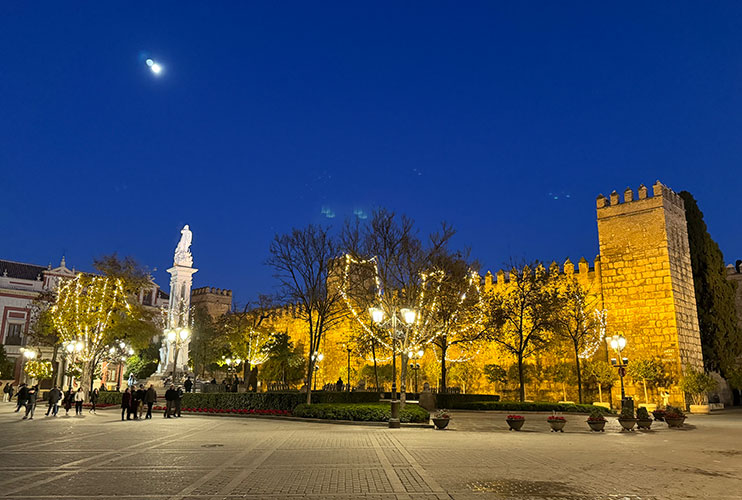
<box><xmin>2</xmin><ymin>382</ymin><xmax>100</xmax><ymax>420</ymax></box>
<box><xmin>119</xmin><ymin>384</ymin><xmax>158</xmax><ymax>420</ymax></box>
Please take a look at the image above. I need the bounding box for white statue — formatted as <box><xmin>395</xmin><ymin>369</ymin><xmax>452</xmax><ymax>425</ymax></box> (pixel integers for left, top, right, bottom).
<box><xmin>174</xmin><ymin>225</ymin><xmax>193</xmax><ymax>266</ymax></box>
<box><xmin>158</xmin><ymin>344</ymin><xmax>168</xmax><ymax>373</ymax></box>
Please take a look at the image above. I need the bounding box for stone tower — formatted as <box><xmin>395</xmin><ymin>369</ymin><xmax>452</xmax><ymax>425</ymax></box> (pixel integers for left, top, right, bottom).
<box><xmin>191</xmin><ymin>287</ymin><xmax>233</xmax><ymax>318</ymax></box>
<box><xmin>596</xmin><ymin>181</ymin><xmax>703</xmax><ymax>385</ymax></box>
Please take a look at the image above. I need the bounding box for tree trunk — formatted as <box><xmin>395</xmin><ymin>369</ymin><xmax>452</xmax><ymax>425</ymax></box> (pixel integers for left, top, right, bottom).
<box><xmin>440</xmin><ymin>342</ymin><xmax>448</xmax><ymax>391</ymax></box>
<box><xmin>518</xmin><ymin>354</ymin><xmax>525</xmax><ymax>402</ymax></box>
<box><xmin>400</xmin><ymin>351</ymin><xmax>408</xmax><ymax>405</ymax></box>
<box><xmin>598</xmin><ymin>383</ymin><xmax>603</xmax><ymax>403</ymax></box>
<box><xmin>305</xmin><ymin>361</ymin><xmax>313</xmax><ymax>405</ymax></box>
<box><xmin>562</xmin><ymin>382</ymin><xmax>567</xmax><ymax>401</ymax></box>
<box><xmin>573</xmin><ymin>342</ymin><xmax>583</xmax><ymax>404</ymax></box>
<box><xmin>81</xmin><ymin>360</ymin><xmax>93</xmax><ymax>393</ymax></box>
<box><xmin>643</xmin><ymin>379</ymin><xmax>648</xmax><ymax>403</ymax></box>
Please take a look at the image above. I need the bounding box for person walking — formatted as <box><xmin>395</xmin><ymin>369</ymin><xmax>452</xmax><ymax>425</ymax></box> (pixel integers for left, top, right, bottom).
<box><xmin>89</xmin><ymin>388</ymin><xmax>99</xmax><ymax>414</ymax></box>
<box><xmin>135</xmin><ymin>384</ymin><xmax>145</xmax><ymax>419</ymax></box>
<box><xmin>62</xmin><ymin>387</ymin><xmax>73</xmax><ymax>416</ymax></box>
<box><xmin>14</xmin><ymin>383</ymin><xmax>28</xmax><ymax>412</ymax></box>
<box><xmin>74</xmin><ymin>388</ymin><xmax>84</xmax><ymax>416</ymax></box>
<box><xmin>121</xmin><ymin>387</ymin><xmax>132</xmax><ymax>421</ymax></box>
<box><xmin>144</xmin><ymin>385</ymin><xmax>157</xmax><ymax>419</ymax></box>
<box><xmin>164</xmin><ymin>384</ymin><xmax>176</xmax><ymax>418</ymax></box>
<box><xmin>46</xmin><ymin>386</ymin><xmax>62</xmax><ymax>417</ymax></box>
<box><xmin>184</xmin><ymin>376</ymin><xmax>193</xmax><ymax>393</ymax></box>
<box><xmin>22</xmin><ymin>385</ymin><xmax>38</xmax><ymax>420</ymax></box>
<box><xmin>3</xmin><ymin>382</ymin><xmax>14</xmax><ymax>403</ymax></box>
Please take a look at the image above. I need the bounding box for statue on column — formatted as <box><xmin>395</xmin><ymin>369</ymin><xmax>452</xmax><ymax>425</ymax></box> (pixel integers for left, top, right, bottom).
<box><xmin>174</xmin><ymin>225</ymin><xmax>193</xmax><ymax>266</ymax></box>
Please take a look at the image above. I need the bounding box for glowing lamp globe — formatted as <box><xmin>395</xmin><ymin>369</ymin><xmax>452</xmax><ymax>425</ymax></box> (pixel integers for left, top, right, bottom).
<box><xmin>179</xmin><ymin>328</ymin><xmax>190</xmax><ymax>341</ymax></box>
<box><xmin>167</xmin><ymin>330</ymin><xmax>176</xmax><ymax>342</ymax></box>
<box><xmin>401</xmin><ymin>308</ymin><xmax>416</xmax><ymax>325</ymax></box>
<box><xmin>369</xmin><ymin>307</ymin><xmax>384</xmax><ymax>324</ymax></box>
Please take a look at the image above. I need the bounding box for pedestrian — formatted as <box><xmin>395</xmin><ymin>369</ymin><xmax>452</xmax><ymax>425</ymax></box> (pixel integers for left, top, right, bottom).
<box><xmin>136</xmin><ymin>384</ymin><xmax>146</xmax><ymax>419</ymax></box>
<box><xmin>164</xmin><ymin>384</ymin><xmax>177</xmax><ymax>418</ymax></box>
<box><xmin>14</xmin><ymin>383</ymin><xmax>28</xmax><ymax>412</ymax></box>
<box><xmin>62</xmin><ymin>387</ymin><xmax>73</xmax><ymax>416</ymax></box>
<box><xmin>174</xmin><ymin>385</ymin><xmax>183</xmax><ymax>417</ymax></box>
<box><xmin>23</xmin><ymin>385</ymin><xmax>38</xmax><ymax>420</ymax></box>
<box><xmin>127</xmin><ymin>373</ymin><xmax>135</xmax><ymax>388</ymax></box>
<box><xmin>210</xmin><ymin>377</ymin><xmax>217</xmax><ymax>385</ymax></box>
<box><xmin>100</xmin><ymin>382</ymin><xmax>106</xmax><ymax>391</ymax></box>
<box><xmin>46</xmin><ymin>385</ymin><xmax>62</xmax><ymax>417</ymax></box>
<box><xmin>184</xmin><ymin>376</ymin><xmax>193</xmax><ymax>393</ymax></box>
<box><xmin>89</xmin><ymin>388</ymin><xmax>99</xmax><ymax>414</ymax></box>
<box><xmin>74</xmin><ymin>388</ymin><xmax>84</xmax><ymax>415</ymax></box>
<box><xmin>336</xmin><ymin>377</ymin><xmax>343</xmax><ymax>392</ymax></box>
<box><xmin>144</xmin><ymin>384</ymin><xmax>157</xmax><ymax>419</ymax></box>
<box><xmin>3</xmin><ymin>382</ymin><xmax>14</xmax><ymax>402</ymax></box>
<box><xmin>121</xmin><ymin>387</ymin><xmax>132</xmax><ymax>421</ymax></box>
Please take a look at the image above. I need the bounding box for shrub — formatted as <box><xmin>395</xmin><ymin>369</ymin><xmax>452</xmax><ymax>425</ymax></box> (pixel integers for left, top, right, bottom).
<box><xmin>588</xmin><ymin>408</ymin><xmax>606</xmax><ymax>421</ymax></box>
<box><xmin>293</xmin><ymin>403</ymin><xmax>429</xmax><ymax>423</ymax></box>
<box><xmin>455</xmin><ymin>400</ymin><xmax>611</xmax><ymax>415</ymax></box>
<box><xmin>679</xmin><ymin>369</ymin><xmax>718</xmax><ymax>405</ymax></box>
<box><xmin>636</xmin><ymin>407</ymin><xmax>650</xmax><ymax>420</ymax></box>
<box><xmin>619</xmin><ymin>406</ymin><xmax>635</xmax><ymax>419</ymax></box>
<box><xmin>665</xmin><ymin>405</ymin><xmax>685</xmax><ymax>418</ymax></box>
<box><xmin>96</xmin><ymin>390</ymin><xmax>379</xmax><ymax>409</ymax></box>
<box><xmin>435</xmin><ymin>393</ymin><xmax>500</xmax><ymax>408</ymax></box>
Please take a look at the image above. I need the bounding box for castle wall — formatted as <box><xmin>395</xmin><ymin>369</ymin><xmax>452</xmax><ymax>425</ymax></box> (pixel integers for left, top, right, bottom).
<box><xmin>191</xmin><ymin>287</ymin><xmax>233</xmax><ymax>318</ymax></box>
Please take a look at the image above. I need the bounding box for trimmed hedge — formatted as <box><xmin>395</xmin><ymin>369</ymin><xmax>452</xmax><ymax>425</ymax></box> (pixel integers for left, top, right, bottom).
<box><xmin>293</xmin><ymin>402</ymin><xmax>429</xmax><ymax>423</ymax></box>
<box><xmin>454</xmin><ymin>401</ymin><xmax>612</xmax><ymax>414</ymax></box>
<box><xmin>435</xmin><ymin>393</ymin><xmax>500</xmax><ymax>408</ymax></box>
<box><xmin>96</xmin><ymin>390</ymin><xmax>379</xmax><ymax>410</ymax></box>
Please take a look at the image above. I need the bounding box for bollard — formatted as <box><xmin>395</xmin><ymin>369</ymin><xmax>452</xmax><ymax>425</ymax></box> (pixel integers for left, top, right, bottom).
<box><xmin>389</xmin><ymin>400</ymin><xmax>401</xmax><ymax>428</ymax></box>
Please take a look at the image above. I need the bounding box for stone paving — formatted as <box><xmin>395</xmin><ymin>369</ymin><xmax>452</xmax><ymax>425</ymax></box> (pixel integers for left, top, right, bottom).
<box><xmin>0</xmin><ymin>403</ymin><xmax>741</xmax><ymax>499</ymax></box>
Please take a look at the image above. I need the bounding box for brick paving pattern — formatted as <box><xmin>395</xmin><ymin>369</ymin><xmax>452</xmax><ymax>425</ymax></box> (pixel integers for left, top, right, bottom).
<box><xmin>0</xmin><ymin>404</ymin><xmax>741</xmax><ymax>499</ymax></box>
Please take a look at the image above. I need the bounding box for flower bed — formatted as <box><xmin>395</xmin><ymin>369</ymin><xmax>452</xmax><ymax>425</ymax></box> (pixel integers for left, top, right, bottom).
<box><xmin>457</xmin><ymin>401</ymin><xmax>612</xmax><ymax>415</ymax></box>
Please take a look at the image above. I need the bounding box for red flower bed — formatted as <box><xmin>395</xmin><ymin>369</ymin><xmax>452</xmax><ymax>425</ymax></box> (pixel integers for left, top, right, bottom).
<box><xmin>547</xmin><ymin>416</ymin><xmax>566</xmax><ymax>421</ymax></box>
<box><xmin>506</xmin><ymin>414</ymin><xmax>525</xmax><ymax>420</ymax></box>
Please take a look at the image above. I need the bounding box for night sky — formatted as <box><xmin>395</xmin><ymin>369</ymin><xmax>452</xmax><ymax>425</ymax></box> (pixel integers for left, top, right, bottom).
<box><xmin>2</xmin><ymin>3</ymin><xmax>740</xmax><ymax>304</ymax></box>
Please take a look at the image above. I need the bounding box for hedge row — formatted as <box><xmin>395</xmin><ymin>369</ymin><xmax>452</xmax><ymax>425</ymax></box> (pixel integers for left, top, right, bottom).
<box><xmin>96</xmin><ymin>391</ymin><xmax>380</xmax><ymax>409</ymax></box>
<box><xmin>435</xmin><ymin>393</ymin><xmax>500</xmax><ymax>408</ymax></box>
<box><xmin>293</xmin><ymin>402</ymin><xmax>429</xmax><ymax>423</ymax></box>
<box><xmin>454</xmin><ymin>401</ymin><xmax>612</xmax><ymax>414</ymax></box>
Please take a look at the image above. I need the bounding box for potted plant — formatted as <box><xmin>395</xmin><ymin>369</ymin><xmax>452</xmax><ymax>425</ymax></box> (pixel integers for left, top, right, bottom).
<box><xmin>586</xmin><ymin>408</ymin><xmax>607</xmax><ymax>432</ymax></box>
<box><xmin>664</xmin><ymin>405</ymin><xmax>686</xmax><ymax>428</ymax></box>
<box><xmin>547</xmin><ymin>414</ymin><xmax>566</xmax><ymax>432</ymax></box>
<box><xmin>432</xmin><ymin>409</ymin><xmax>450</xmax><ymax>430</ymax></box>
<box><xmin>617</xmin><ymin>406</ymin><xmax>637</xmax><ymax>431</ymax></box>
<box><xmin>679</xmin><ymin>369</ymin><xmax>718</xmax><ymax>414</ymax></box>
<box><xmin>636</xmin><ymin>407</ymin><xmax>653</xmax><ymax>430</ymax></box>
<box><xmin>651</xmin><ymin>409</ymin><xmax>666</xmax><ymax>421</ymax></box>
<box><xmin>506</xmin><ymin>414</ymin><xmax>525</xmax><ymax>431</ymax></box>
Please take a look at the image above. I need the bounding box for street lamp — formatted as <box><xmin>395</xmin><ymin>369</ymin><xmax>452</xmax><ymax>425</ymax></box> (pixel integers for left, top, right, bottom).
<box><xmin>370</xmin><ymin>306</ymin><xmax>416</xmax><ymax>429</ymax></box>
<box><xmin>311</xmin><ymin>352</ymin><xmax>324</xmax><ymax>390</ymax></box>
<box><xmin>408</xmin><ymin>348</ymin><xmax>424</xmax><ymax>394</ymax></box>
<box><xmin>606</xmin><ymin>334</ymin><xmax>629</xmax><ymax>409</ymax></box>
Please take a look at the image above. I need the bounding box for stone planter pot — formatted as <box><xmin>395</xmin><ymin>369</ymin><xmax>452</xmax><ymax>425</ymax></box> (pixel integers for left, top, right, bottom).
<box><xmin>637</xmin><ymin>418</ymin><xmax>653</xmax><ymax>430</ymax></box>
<box><xmin>618</xmin><ymin>418</ymin><xmax>637</xmax><ymax>431</ymax></box>
<box><xmin>689</xmin><ymin>404</ymin><xmax>710</xmax><ymax>415</ymax></box>
<box><xmin>432</xmin><ymin>418</ymin><xmax>450</xmax><ymax>430</ymax></box>
<box><xmin>506</xmin><ymin>418</ymin><xmax>525</xmax><ymax>431</ymax></box>
<box><xmin>665</xmin><ymin>416</ymin><xmax>686</xmax><ymax>428</ymax></box>
<box><xmin>547</xmin><ymin>419</ymin><xmax>566</xmax><ymax>432</ymax></box>
<box><xmin>587</xmin><ymin>419</ymin><xmax>606</xmax><ymax>432</ymax></box>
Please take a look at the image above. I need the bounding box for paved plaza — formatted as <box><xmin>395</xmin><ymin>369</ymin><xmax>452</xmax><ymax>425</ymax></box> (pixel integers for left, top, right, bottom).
<box><xmin>0</xmin><ymin>404</ymin><xmax>741</xmax><ymax>499</ymax></box>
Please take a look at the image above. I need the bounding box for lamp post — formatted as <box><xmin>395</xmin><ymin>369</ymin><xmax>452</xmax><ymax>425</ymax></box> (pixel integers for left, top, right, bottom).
<box><xmin>606</xmin><ymin>334</ymin><xmax>629</xmax><ymax>410</ymax></box>
<box><xmin>369</xmin><ymin>306</ymin><xmax>416</xmax><ymax>429</ymax></box>
<box><xmin>20</xmin><ymin>348</ymin><xmax>37</xmax><ymax>384</ymax></box>
<box><xmin>62</xmin><ymin>340</ymin><xmax>84</xmax><ymax>388</ymax></box>
<box><xmin>167</xmin><ymin>327</ymin><xmax>191</xmax><ymax>383</ymax></box>
<box><xmin>107</xmin><ymin>341</ymin><xmax>133</xmax><ymax>390</ymax></box>
<box><xmin>408</xmin><ymin>348</ymin><xmax>424</xmax><ymax>394</ymax></box>
<box><xmin>346</xmin><ymin>345</ymin><xmax>352</xmax><ymax>393</ymax></box>
<box><xmin>311</xmin><ymin>352</ymin><xmax>324</xmax><ymax>391</ymax></box>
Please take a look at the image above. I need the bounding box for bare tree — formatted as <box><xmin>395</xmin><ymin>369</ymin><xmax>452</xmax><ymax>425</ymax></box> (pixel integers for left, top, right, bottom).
<box><xmin>483</xmin><ymin>262</ymin><xmax>561</xmax><ymax>402</ymax></box>
<box><xmin>266</xmin><ymin>224</ymin><xmax>346</xmax><ymax>404</ymax></box>
<box><xmin>220</xmin><ymin>296</ymin><xmax>276</xmax><ymax>386</ymax></box>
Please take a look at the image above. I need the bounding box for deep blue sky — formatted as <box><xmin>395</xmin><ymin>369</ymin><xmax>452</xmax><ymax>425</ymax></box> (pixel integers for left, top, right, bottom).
<box><xmin>2</xmin><ymin>3</ymin><xmax>740</xmax><ymax>304</ymax></box>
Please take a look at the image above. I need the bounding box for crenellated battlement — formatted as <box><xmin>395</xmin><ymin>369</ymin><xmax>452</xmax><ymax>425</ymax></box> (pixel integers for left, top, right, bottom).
<box><xmin>192</xmin><ymin>286</ymin><xmax>232</xmax><ymax>296</ymax></box>
<box><xmin>484</xmin><ymin>256</ymin><xmax>601</xmax><ymax>289</ymax></box>
<box><xmin>596</xmin><ymin>180</ymin><xmax>685</xmax><ymax>211</ymax></box>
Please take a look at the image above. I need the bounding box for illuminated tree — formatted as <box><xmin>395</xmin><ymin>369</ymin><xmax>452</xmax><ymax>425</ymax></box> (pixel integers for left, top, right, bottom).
<box><xmin>553</xmin><ymin>275</ymin><xmax>604</xmax><ymax>403</ymax></box>
<box><xmin>627</xmin><ymin>357</ymin><xmax>665</xmax><ymax>404</ymax></box>
<box><xmin>52</xmin><ymin>274</ymin><xmax>133</xmax><ymax>392</ymax></box>
<box><xmin>484</xmin><ymin>263</ymin><xmax>561</xmax><ymax>402</ymax></box>
<box><xmin>428</xmin><ymin>249</ymin><xmax>485</xmax><ymax>391</ymax></box>
<box><xmin>24</xmin><ymin>359</ymin><xmax>53</xmax><ymax>381</ymax></box>
<box><xmin>484</xmin><ymin>364</ymin><xmax>507</xmax><ymax>394</ymax></box>
<box><xmin>585</xmin><ymin>360</ymin><xmax>617</xmax><ymax>403</ymax></box>
<box><xmin>219</xmin><ymin>297</ymin><xmax>275</xmax><ymax>385</ymax></box>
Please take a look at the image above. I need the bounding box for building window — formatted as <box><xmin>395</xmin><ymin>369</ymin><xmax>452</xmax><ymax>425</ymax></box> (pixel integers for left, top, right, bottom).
<box><xmin>5</xmin><ymin>323</ymin><xmax>23</xmax><ymax>345</ymax></box>
<box><xmin>142</xmin><ymin>290</ymin><xmax>153</xmax><ymax>306</ymax></box>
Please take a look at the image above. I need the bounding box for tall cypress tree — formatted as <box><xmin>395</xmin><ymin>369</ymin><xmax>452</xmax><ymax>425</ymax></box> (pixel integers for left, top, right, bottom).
<box><xmin>679</xmin><ymin>191</ymin><xmax>742</xmax><ymax>375</ymax></box>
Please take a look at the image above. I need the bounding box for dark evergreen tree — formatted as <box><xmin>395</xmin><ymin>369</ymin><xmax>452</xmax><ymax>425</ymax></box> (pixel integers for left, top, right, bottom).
<box><xmin>679</xmin><ymin>191</ymin><xmax>742</xmax><ymax>375</ymax></box>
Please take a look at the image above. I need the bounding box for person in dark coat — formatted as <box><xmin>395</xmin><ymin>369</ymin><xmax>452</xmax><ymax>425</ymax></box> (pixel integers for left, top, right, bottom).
<box><xmin>121</xmin><ymin>388</ymin><xmax>132</xmax><ymax>421</ymax></box>
<box><xmin>336</xmin><ymin>377</ymin><xmax>343</xmax><ymax>392</ymax></box>
<box><xmin>89</xmin><ymin>388</ymin><xmax>99</xmax><ymax>414</ymax></box>
<box><xmin>14</xmin><ymin>383</ymin><xmax>28</xmax><ymax>412</ymax></box>
<box><xmin>62</xmin><ymin>387</ymin><xmax>73</xmax><ymax>416</ymax></box>
<box><xmin>46</xmin><ymin>386</ymin><xmax>62</xmax><ymax>417</ymax></box>
<box><xmin>135</xmin><ymin>384</ymin><xmax>145</xmax><ymax>419</ymax></box>
<box><xmin>23</xmin><ymin>385</ymin><xmax>38</xmax><ymax>420</ymax></box>
<box><xmin>4</xmin><ymin>382</ymin><xmax>14</xmax><ymax>402</ymax></box>
<box><xmin>184</xmin><ymin>376</ymin><xmax>193</xmax><ymax>393</ymax></box>
<box><xmin>164</xmin><ymin>385</ymin><xmax>177</xmax><ymax>418</ymax></box>
<box><xmin>174</xmin><ymin>386</ymin><xmax>183</xmax><ymax>417</ymax></box>
<box><xmin>144</xmin><ymin>385</ymin><xmax>157</xmax><ymax>419</ymax></box>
